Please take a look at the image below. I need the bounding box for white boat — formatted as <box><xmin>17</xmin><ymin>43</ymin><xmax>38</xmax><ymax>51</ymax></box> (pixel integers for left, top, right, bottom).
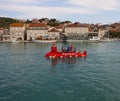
<box><xmin>89</xmin><ymin>36</ymin><xmax>100</xmax><ymax>41</ymax></box>
<box><xmin>11</xmin><ymin>38</ymin><xmax>19</xmax><ymax>43</ymax></box>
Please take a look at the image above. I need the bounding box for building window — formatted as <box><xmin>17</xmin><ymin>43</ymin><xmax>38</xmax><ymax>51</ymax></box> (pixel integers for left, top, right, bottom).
<box><xmin>19</xmin><ymin>33</ymin><xmax>21</xmax><ymax>35</ymax></box>
<box><xmin>52</xmin><ymin>34</ymin><xmax>55</xmax><ymax>36</ymax></box>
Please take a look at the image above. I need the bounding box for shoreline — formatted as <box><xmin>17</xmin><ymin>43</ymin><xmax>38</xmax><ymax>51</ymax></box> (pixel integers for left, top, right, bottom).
<box><xmin>0</xmin><ymin>39</ymin><xmax>120</xmax><ymax>43</ymax></box>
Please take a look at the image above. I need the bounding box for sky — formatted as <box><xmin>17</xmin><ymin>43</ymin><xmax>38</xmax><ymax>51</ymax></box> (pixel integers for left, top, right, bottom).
<box><xmin>0</xmin><ymin>0</ymin><xmax>120</xmax><ymax>24</ymax></box>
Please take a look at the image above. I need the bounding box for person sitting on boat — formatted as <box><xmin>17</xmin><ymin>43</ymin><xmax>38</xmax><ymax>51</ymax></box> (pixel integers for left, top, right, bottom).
<box><xmin>66</xmin><ymin>46</ymin><xmax>70</xmax><ymax>52</ymax></box>
<box><xmin>70</xmin><ymin>45</ymin><xmax>74</xmax><ymax>52</ymax></box>
<box><xmin>61</xmin><ymin>46</ymin><xmax>66</xmax><ymax>52</ymax></box>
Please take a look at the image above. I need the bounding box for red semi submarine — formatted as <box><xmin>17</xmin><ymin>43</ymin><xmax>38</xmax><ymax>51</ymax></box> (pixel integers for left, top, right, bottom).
<box><xmin>45</xmin><ymin>45</ymin><xmax>87</xmax><ymax>58</ymax></box>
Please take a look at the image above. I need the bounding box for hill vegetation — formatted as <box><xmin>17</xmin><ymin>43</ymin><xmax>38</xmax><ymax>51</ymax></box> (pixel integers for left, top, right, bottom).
<box><xmin>0</xmin><ymin>17</ymin><xmax>72</xmax><ymax>28</ymax></box>
<box><xmin>0</xmin><ymin>17</ymin><xmax>20</xmax><ymax>28</ymax></box>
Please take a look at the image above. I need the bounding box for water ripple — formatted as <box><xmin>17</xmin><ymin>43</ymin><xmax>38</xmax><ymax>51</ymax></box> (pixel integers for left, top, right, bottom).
<box><xmin>0</xmin><ymin>42</ymin><xmax>120</xmax><ymax>101</ymax></box>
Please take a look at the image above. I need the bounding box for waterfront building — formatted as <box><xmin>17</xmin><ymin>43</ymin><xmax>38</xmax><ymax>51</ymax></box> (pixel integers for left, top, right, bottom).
<box><xmin>99</xmin><ymin>25</ymin><xmax>110</xmax><ymax>39</ymax></box>
<box><xmin>55</xmin><ymin>24</ymin><xmax>64</xmax><ymax>39</ymax></box>
<box><xmin>99</xmin><ymin>28</ymin><xmax>107</xmax><ymax>39</ymax></box>
<box><xmin>0</xmin><ymin>28</ymin><xmax>4</xmax><ymax>41</ymax></box>
<box><xmin>48</xmin><ymin>27</ymin><xmax>60</xmax><ymax>40</ymax></box>
<box><xmin>26</xmin><ymin>23</ymin><xmax>48</xmax><ymax>40</ymax></box>
<box><xmin>65</xmin><ymin>23</ymin><xmax>89</xmax><ymax>40</ymax></box>
<box><xmin>2</xmin><ymin>28</ymin><xmax>10</xmax><ymax>42</ymax></box>
<box><xmin>55</xmin><ymin>24</ymin><xmax>64</xmax><ymax>33</ymax></box>
<box><xmin>10</xmin><ymin>23</ymin><xmax>25</xmax><ymax>41</ymax></box>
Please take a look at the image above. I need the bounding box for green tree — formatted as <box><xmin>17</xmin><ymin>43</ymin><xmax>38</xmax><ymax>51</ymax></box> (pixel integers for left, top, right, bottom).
<box><xmin>60</xmin><ymin>21</ymin><xmax>72</xmax><ymax>24</ymax></box>
<box><xmin>0</xmin><ymin>17</ymin><xmax>20</xmax><ymax>28</ymax></box>
<box><xmin>48</xmin><ymin>18</ymin><xmax>59</xmax><ymax>26</ymax></box>
<box><xmin>109</xmin><ymin>31</ymin><xmax>120</xmax><ymax>38</ymax></box>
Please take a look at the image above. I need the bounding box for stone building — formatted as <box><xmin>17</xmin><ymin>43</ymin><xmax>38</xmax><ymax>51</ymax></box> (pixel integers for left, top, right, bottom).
<box><xmin>0</xmin><ymin>28</ymin><xmax>4</xmax><ymax>41</ymax></box>
<box><xmin>27</xmin><ymin>23</ymin><xmax>48</xmax><ymax>40</ymax></box>
<box><xmin>48</xmin><ymin>27</ymin><xmax>60</xmax><ymax>40</ymax></box>
<box><xmin>2</xmin><ymin>28</ymin><xmax>10</xmax><ymax>41</ymax></box>
<box><xmin>65</xmin><ymin>23</ymin><xmax>89</xmax><ymax>40</ymax></box>
<box><xmin>10</xmin><ymin>23</ymin><xmax>25</xmax><ymax>41</ymax></box>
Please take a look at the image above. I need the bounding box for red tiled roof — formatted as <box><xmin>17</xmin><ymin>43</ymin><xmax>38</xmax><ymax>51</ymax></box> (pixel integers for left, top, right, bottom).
<box><xmin>66</xmin><ymin>23</ymin><xmax>88</xmax><ymax>27</ymax></box>
<box><xmin>10</xmin><ymin>23</ymin><xmax>24</xmax><ymax>27</ymax></box>
<box><xmin>55</xmin><ymin>24</ymin><xmax>64</xmax><ymax>29</ymax></box>
<box><xmin>29</xmin><ymin>23</ymin><xmax>47</xmax><ymax>27</ymax></box>
<box><xmin>0</xmin><ymin>28</ymin><xmax>4</xmax><ymax>30</ymax></box>
<box><xmin>110</xmin><ymin>28</ymin><xmax>119</xmax><ymax>32</ymax></box>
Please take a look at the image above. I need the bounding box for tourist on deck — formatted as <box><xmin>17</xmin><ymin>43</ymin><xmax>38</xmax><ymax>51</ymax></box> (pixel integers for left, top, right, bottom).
<box><xmin>66</xmin><ymin>46</ymin><xmax>70</xmax><ymax>52</ymax></box>
<box><xmin>61</xmin><ymin>46</ymin><xmax>66</xmax><ymax>52</ymax></box>
<box><xmin>70</xmin><ymin>45</ymin><xmax>74</xmax><ymax>52</ymax></box>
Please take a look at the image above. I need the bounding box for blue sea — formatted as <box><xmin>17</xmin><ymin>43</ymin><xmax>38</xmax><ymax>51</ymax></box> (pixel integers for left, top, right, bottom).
<box><xmin>0</xmin><ymin>42</ymin><xmax>120</xmax><ymax>101</ymax></box>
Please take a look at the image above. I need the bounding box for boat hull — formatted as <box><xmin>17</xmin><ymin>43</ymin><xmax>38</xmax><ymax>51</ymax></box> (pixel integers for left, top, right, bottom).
<box><xmin>45</xmin><ymin>51</ymin><xmax>87</xmax><ymax>58</ymax></box>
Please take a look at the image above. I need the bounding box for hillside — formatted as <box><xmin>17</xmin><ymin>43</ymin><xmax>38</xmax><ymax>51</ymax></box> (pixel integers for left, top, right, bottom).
<box><xmin>0</xmin><ymin>17</ymin><xmax>20</xmax><ymax>28</ymax></box>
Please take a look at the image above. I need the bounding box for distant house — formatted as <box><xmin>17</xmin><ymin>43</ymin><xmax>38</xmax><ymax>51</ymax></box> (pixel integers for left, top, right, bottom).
<box><xmin>55</xmin><ymin>24</ymin><xmax>64</xmax><ymax>33</ymax></box>
<box><xmin>32</xmin><ymin>18</ymin><xmax>39</xmax><ymax>23</ymax></box>
<box><xmin>27</xmin><ymin>23</ymin><xmax>48</xmax><ymax>40</ymax></box>
<box><xmin>48</xmin><ymin>27</ymin><xmax>60</xmax><ymax>40</ymax></box>
<box><xmin>10</xmin><ymin>23</ymin><xmax>25</xmax><ymax>41</ymax></box>
<box><xmin>2</xmin><ymin>28</ymin><xmax>10</xmax><ymax>42</ymax></box>
<box><xmin>99</xmin><ymin>25</ymin><xmax>110</xmax><ymax>39</ymax></box>
<box><xmin>0</xmin><ymin>28</ymin><xmax>4</xmax><ymax>41</ymax></box>
<box><xmin>65</xmin><ymin>23</ymin><xmax>88</xmax><ymax>34</ymax></box>
<box><xmin>99</xmin><ymin>28</ymin><xmax>107</xmax><ymax>39</ymax></box>
<box><xmin>110</xmin><ymin>23</ymin><xmax>120</xmax><ymax>31</ymax></box>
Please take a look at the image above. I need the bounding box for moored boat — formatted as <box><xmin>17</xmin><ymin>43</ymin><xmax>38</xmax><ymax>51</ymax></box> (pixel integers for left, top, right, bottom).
<box><xmin>11</xmin><ymin>38</ymin><xmax>20</xmax><ymax>43</ymax></box>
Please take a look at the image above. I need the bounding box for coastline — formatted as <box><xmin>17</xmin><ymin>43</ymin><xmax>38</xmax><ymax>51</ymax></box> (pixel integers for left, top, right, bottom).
<box><xmin>66</xmin><ymin>39</ymin><xmax>100</xmax><ymax>43</ymax></box>
<box><xmin>0</xmin><ymin>38</ymin><xmax>120</xmax><ymax>43</ymax></box>
<box><xmin>32</xmin><ymin>40</ymin><xmax>57</xmax><ymax>43</ymax></box>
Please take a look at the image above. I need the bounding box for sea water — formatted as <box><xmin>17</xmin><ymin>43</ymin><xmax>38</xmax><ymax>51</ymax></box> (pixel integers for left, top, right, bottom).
<box><xmin>0</xmin><ymin>42</ymin><xmax>120</xmax><ymax>101</ymax></box>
